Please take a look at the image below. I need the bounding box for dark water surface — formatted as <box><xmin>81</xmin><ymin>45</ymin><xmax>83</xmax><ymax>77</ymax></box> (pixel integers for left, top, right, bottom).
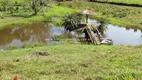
<box><xmin>0</xmin><ymin>20</ymin><xmax>142</xmax><ymax>49</ymax></box>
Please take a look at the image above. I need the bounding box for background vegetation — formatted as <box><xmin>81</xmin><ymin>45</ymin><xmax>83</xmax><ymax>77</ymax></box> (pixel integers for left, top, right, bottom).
<box><xmin>61</xmin><ymin>1</ymin><xmax>142</xmax><ymax>29</ymax></box>
<box><xmin>0</xmin><ymin>0</ymin><xmax>142</xmax><ymax>29</ymax></box>
<box><xmin>97</xmin><ymin>0</ymin><xmax>142</xmax><ymax>5</ymax></box>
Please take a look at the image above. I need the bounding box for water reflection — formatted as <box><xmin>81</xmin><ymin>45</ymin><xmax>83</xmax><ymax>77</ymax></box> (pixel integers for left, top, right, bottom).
<box><xmin>105</xmin><ymin>24</ymin><xmax>142</xmax><ymax>45</ymax></box>
<box><xmin>0</xmin><ymin>23</ymin><xmax>63</xmax><ymax>49</ymax></box>
<box><xmin>88</xmin><ymin>19</ymin><xmax>142</xmax><ymax>45</ymax></box>
<box><xmin>0</xmin><ymin>19</ymin><xmax>142</xmax><ymax>49</ymax></box>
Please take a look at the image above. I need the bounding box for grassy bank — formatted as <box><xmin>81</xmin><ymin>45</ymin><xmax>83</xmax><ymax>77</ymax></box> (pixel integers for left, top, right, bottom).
<box><xmin>0</xmin><ymin>44</ymin><xmax>142</xmax><ymax>79</ymax></box>
<box><xmin>1</xmin><ymin>1</ymin><xmax>142</xmax><ymax>30</ymax></box>
<box><xmin>61</xmin><ymin>1</ymin><xmax>142</xmax><ymax>29</ymax></box>
<box><xmin>0</xmin><ymin>5</ymin><xmax>78</xmax><ymax>29</ymax></box>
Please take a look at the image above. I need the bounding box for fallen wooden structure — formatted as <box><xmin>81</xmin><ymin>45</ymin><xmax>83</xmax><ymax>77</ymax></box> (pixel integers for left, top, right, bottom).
<box><xmin>71</xmin><ymin>24</ymin><xmax>103</xmax><ymax>45</ymax></box>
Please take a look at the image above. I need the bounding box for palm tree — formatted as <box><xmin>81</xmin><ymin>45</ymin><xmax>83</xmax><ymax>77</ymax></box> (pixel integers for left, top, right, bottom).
<box><xmin>62</xmin><ymin>14</ymin><xmax>81</xmax><ymax>32</ymax></box>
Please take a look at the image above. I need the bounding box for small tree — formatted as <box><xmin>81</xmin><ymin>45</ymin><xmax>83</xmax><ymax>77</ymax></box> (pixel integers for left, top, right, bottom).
<box><xmin>31</xmin><ymin>0</ymin><xmax>46</xmax><ymax>15</ymax></box>
<box><xmin>25</xmin><ymin>0</ymin><xmax>47</xmax><ymax>15</ymax></box>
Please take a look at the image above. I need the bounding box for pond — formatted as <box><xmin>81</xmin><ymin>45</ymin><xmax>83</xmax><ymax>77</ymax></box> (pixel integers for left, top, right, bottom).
<box><xmin>0</xmin><ymin>19</ymin><xmax>142</xmax><ymax>49</ymax></box>
<box><xmin>105</xmin><ymin>24</ymin><xmax>142</xmax><ymax>46</ymax></box>
<box><xmin>0</xmin><ymin>23</ymin><xmax>65</xmax><ymax>49</ymax></box>
<box><xmin>88</xmin><ymin>19</ymin><xmax>142</xmax><ymax>46</ymax></box>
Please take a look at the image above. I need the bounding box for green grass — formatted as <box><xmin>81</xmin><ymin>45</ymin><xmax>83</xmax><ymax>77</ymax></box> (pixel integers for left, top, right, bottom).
<box><xmin>1</xmin><ymin>1</ymin><xmax>142</xmax><ymax>30</ymax></box>
<box><xmin>0</xmin><ymin>5</ymin><xmax>78</xmax><ymax>29</ymax></box>
<box><xmin>61</xmin><ymin>1</ymin><xmax>142</xmax><ymax>29</ymax></box>
<box><xmin>98</xmin><ymin>0</ymin><xmax>142</xmax><ymax>5</ymax></box>
<box><xmin>0</xmin><ymin>44</ymin><xmax>141</xmax><ymax>80</ymax></box>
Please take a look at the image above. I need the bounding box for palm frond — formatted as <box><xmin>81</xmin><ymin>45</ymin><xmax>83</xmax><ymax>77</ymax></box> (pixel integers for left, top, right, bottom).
<box><xmin>62</xmin><ymin>14</ymin><xmax>82</xmax><ymax>32</ymax></box>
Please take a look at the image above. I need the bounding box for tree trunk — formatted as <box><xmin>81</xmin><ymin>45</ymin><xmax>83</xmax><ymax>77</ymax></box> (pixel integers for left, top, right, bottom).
<box><xmin>33</xmin><ymin>9</ymin><xmax>38</xmax><ymax>15</ymax></box>
<box><xmin>31</xmin><ymin>0</ymin><xmax>44</xmax><ymax>15</ymax></box>
<box><xmin>32</xmin><ymin>0</ymin><xmax>37</xmax><ymax>15</ymax></box>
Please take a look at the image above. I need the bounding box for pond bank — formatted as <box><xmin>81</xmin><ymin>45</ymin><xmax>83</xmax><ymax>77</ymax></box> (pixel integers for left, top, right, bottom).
<box><xmin>0</xmin><ymin>5</ymin><xmax>78</xmax><ymax>29</ymax></box>
<box><xmin>1</xmin><ymin>2</ymin><xmax>142</xmax><ymax>30</ymax></box>
<box><xmin>1</xmin><ymin>19</ymin><xmax>142</xmax><ymax>49</ymax></box>
<box><xmin>61</xmin><ymin>1</ymin><xmax>142</xmax><ymax>28</ymax></box>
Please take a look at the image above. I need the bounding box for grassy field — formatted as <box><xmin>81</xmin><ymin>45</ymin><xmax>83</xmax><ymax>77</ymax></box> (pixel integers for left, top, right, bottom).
<box><xmin>62</xmin><ymin>1</ymin><xmax>142</xmax><ymax>29</ymax></box>
<box><xmin>0</xmin><ymin>44</ymin><xmax>142</xmax><ymax>80</ymax></box>
<box><xmin>97</xmin><ymin>0</ymin><xmax>142</xmax><ymax>5</ymax></box>
<box><xmin>1</xmin><ymin>1</ymin><xmax>142</xmax><ymax>29</ymax></box>
<box><xmin>0</xmin><ymin>5</ymin><xmax>78</xmax><ymax>29</ymax></box>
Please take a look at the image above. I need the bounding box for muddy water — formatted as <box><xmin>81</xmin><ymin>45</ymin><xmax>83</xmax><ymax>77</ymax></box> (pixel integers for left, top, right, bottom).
<box><xmin>0</xmin><ymin>23</ymin><xmax>64</xmax><ymax>49</ymax></box>
<box><xmin>0</xmin><ymin>20</ymin><xmax>142</xmax><ymax>49</ymax></box>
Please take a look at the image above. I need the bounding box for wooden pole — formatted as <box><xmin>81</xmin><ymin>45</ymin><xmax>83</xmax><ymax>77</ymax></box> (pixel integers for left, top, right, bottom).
<box><xmin>86</xmin><ymin>15</ymin><xmax>88</xmax><ymax>23</ymax></box>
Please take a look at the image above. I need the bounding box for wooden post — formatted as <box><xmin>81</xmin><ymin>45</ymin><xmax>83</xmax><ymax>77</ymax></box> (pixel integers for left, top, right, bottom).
<box><xmin>86</xmin><ymin>24</ymin><xmax>101</xmax><ymax>45</ymax></box>
<box><xmin>86</xmin><ymin>15</ymin><xmax>88</xmax><ymax>23</ymax></box>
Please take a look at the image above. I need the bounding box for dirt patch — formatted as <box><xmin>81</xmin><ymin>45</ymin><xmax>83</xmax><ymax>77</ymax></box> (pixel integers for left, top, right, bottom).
<box><xmin>33</xmin><ymin>52</ymin><xmax>50</xmax><ymax>56</ymax></box>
